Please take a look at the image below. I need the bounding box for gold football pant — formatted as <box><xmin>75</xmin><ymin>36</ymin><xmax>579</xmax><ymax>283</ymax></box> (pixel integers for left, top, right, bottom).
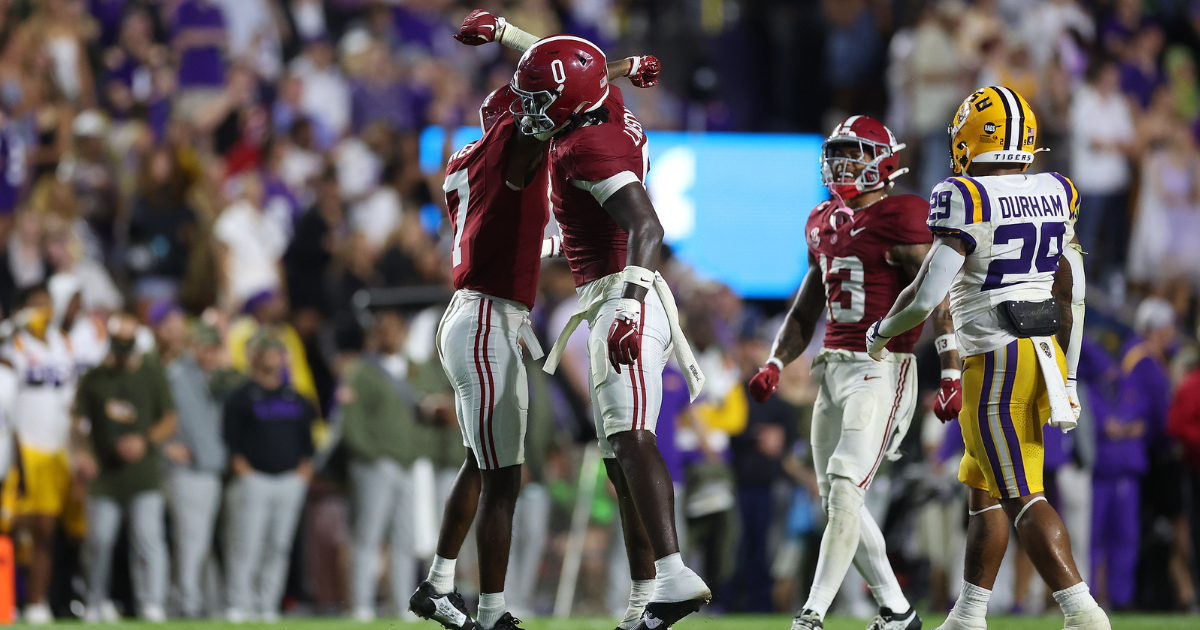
<box><xmin>958</xmin><ymin>337</ymin><xmax>1066</xmax><ymax>500</ymax></box>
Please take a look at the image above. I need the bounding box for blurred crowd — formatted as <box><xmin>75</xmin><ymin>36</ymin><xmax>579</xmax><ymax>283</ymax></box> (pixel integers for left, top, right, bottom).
<box><xmin>0</xmin><ymin>0</ymin><xmax>1199</xmax><ymax>624</ymax></box>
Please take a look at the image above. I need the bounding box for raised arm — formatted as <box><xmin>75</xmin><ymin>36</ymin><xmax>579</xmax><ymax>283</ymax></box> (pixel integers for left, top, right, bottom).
<box><xmin>747</xmin><ymin>255</ymin><xmax>824</xmax><ymax>402</ymax></box>
<box><xmin>456</xmin><ymin>10</ymin><xmax>660</xmax><ymax>87</ymax></box>
<box><xmin>890</xmin><ymin>241</ymin><xmax>963</xmax><ymax>420</ymax></box>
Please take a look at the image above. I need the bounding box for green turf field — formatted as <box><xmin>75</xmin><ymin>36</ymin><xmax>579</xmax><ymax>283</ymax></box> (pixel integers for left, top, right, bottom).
<box><xmin>27</xmin><ymin>614</ymin><xmax>1197</xmax><ymax>629</ymax></box>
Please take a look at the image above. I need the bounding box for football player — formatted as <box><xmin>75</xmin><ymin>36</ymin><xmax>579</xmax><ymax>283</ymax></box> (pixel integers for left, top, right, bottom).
<box><xmin>0</xmin><ymin>284</ymin><xmax>79</xmax><ymax>625</ymax></box>
<box><xmin>748</xmin><ymin>116</ymin><xmax>956</xmax><ymax>630</ymax></box>
<box><xmin>456</xmin><ymin>13</ymin><xmax>707</xmax><ymax>630</ymax></box>
<box><xmin>865</xmin><ymin>86</ymin><xmax>1105</xmax><ymax>630</ymax></box>
<box><xmin>407</xmin><ymin>40</ymin><xmax>662</xmax><ymax>630</ymax></box>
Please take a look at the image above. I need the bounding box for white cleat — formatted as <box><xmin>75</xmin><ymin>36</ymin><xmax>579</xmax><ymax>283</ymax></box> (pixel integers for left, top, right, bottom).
<box><xmin>1063</xmin><ymin>607</ymin><xmax>1111</xmax><ymax>630</ymax></box>
<box><xmin>353</xmin><ymin>607</ymin><xmax>375</xmax><ymax>623</ymax></box>
<box><xmin>84</xmin><ymin>600</ymin><xmax>121</xmax><ymax>624</ymax></box>
<box><xmin>931</xmin><ymin>614</ymin><xmax>986</xmax><ymax>630</ymax></box>
<box><xmin>142</xmin><ymin>604</ymin><xmax>167</xmax><ymax>623</ymax></box>
<box><xmin>24</xmin><ymin>603</ymin><xmax>53</xmax><ymax>625</ymax></box>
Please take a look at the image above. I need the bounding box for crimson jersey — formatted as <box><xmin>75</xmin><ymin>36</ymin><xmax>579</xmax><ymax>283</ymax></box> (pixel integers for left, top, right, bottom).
<box><xmin>806</xmin><ymin>194</ymin><xmax>933</xmax><ymax>354</ymax></box>
<box><xmin>549</xmin><ymin>86</ymin><xmax>649</xmax><ymax>287</ymax></box>
<box><xmin>444</xmin><ymin>115</ymin><xmax>550</xmax><ymax>309</ymax></box>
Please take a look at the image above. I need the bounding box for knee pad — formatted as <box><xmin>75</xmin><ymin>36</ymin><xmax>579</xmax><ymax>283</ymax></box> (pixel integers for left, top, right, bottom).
<box><xmin>826</xmin><ymin>477</ymin><xmax>866</xmax><ymax>521</ymax></box>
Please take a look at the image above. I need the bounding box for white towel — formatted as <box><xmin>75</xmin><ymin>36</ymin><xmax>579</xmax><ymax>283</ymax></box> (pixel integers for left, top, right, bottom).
<box><xmin>1030</xmin><ymin>336</ymin><xmax>1076</xmax><ymax>433</ymax></box>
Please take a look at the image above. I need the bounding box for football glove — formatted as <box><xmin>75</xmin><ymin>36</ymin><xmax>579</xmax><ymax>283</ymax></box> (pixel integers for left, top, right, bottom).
<box><xmin>865</xmin><ymin>319</ymin><xmax>891</xmax><ymax>362</ymax></box>
<box><xmin>1066</xmin><ymin>378</ymin><xmax>1082</xmax><ymax>420</ymax></box>
<box><xmin>748</xmin><ymin>359</ymin><xmax>782</xmax><ymax>403</ymax></box>
<box><xmin>455</xmin><ymin>9</ymin><xmax>504</xmax><ymax>46</ymax></box>
<box><xmin>626</xmin><ymin>55</ymin><xmax>661</xmax><ymax>88</ymax></box>
<box><xmin>607</xmin><ymin>299</ymin><xmax>641</xmax><ymax>373</ymax></box>
<box><xmin>933</xmin><ymin>371</ymin><xmax>963</xmax><ymax>422</ymax></box>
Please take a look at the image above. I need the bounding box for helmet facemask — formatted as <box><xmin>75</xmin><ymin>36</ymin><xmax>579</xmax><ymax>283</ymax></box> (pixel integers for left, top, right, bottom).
<box><xmin>509</xmin><ymin>81</ymin><xmax>563</xmax><ymax>137</ymax></box>
<box><xmin>821</xmin><ymin>137</ymin><xmax>890</xmax><ymax>200</ymax></box>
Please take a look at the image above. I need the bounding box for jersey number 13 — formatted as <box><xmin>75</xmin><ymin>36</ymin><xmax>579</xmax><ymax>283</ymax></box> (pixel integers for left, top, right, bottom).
<box><xmin>819</xmin><ymin>254</ymin><xmax>865</xmax><ymax>323</ymax></box>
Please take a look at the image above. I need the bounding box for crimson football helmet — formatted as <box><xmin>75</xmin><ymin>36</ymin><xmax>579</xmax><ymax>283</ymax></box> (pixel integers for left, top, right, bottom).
<box><xmin>479</xmin><ymin>84</ymin><xmax>519</xmax><ymax>133</ymax></box>
<box><xmin>510</xmin><ymin>36</ymin><xmax>609</xmax><ymax>137</ymax></box>
<box><xmin>820</xmin><ymin>116</ymin><xmax>908</xmax><ymax>200</ymax></box>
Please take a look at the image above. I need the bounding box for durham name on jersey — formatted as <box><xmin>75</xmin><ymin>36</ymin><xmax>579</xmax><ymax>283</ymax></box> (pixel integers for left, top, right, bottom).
<box><xmin>927</xmin><ymin>172</ymin><xmax>1079</xmax><ymax>357</ymax></box>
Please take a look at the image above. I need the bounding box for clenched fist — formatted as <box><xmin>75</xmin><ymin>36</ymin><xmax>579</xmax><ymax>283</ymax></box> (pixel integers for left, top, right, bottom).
<box><xmin>748</xmin><ymin>359</ymin><xmax>782</xmax><ymax>402</ymax></box>
<box><xmin>455</xmin><ymin>9</ymin><xmax>505</xmax><ymax>46</ymax></box>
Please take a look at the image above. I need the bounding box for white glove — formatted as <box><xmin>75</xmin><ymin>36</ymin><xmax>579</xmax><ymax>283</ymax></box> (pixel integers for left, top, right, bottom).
<box><xmin>865</xmin><ymin>319</ymin><xmax>891</xmax><ymax>362</ymax></box>
<box><xmin>1065</xmin><ymin>378</ymin><xmax>1081</xmax><ymax>420</ymax></box>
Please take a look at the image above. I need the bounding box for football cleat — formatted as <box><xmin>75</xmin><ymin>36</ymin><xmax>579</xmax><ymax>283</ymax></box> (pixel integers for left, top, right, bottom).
<box><xmin>409</xmin><ymin>581</ymin><xmax>480</xmax><ymax>630</ymax></box>
<box><xmin>868</xmin><ymin>607</ymin><xmax>922</xmax><ymax>630</ymax></box>
<box><xmin>491</xmin><ymin>613</ymin><xmax>526</xmax><ymax>630</ymax></box>
<box><xmin>792</xmin><ymin>609</ymin><xmax>824</xmax><ymax>630</ymax></box>
<box><xmin>631</xmin><ymin>593</ymin><xmax>711</xmax><ymax>630</ymax></box>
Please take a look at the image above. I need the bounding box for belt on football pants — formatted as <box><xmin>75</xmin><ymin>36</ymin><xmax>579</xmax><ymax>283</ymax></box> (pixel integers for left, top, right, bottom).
<box><xmin>542</xmin><ymin>271</ymin><xmax>705</xmax><ymax>402</ymax></box>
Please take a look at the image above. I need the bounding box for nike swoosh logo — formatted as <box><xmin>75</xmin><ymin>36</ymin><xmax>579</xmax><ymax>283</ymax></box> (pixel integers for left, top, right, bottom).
<box><xmin>864</xmin><ymin>375</ymin><xmax>880</xmax><ymax>381</ymax></box>
<box><xmin>644</xmin><ymin>615</ymin><xmax>663</xmax><ymax>629</ymax></box>
<box><xmin>479</xmin><ymin>25</ymin><xmax>495</xmax><ymax>32</ymax></box>
<box><xmin>850</xmin><ymin>227</ymin><xmax>867</xmax><ymax>236</ymax></box>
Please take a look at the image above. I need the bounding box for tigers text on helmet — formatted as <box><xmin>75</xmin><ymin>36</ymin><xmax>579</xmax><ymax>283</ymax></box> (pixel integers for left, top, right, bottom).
<box><xmin>479</xmin><ymin>85</ymin><xmax>519</xmax><ymax>133</ymax></box>
<box><xmin>510</xmin><ymin>36</ymin><xmax>609</xmax><ymax>137</ymax></box>
<box><xmin>820</xmin><ymin>116</ymin><xmax>908</xmax><ymax>200</ymax></box>
<box><xmin>948</xmin><ymin>86</ymin><xmax>1039</xmax><ymax>175</ymax></box>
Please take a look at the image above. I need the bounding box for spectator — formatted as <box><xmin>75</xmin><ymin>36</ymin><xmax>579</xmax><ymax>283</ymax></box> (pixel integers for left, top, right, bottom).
<box><xmin>59</xmin><ymin>110</ymin><xmax>119</xmax><ymax>259</ymax></box>
<box><xmin>213</xmin><ymin>171</ymin><xmax>288</xmax><ymax>309</ymax></box>
<box><xmin>223</xmin><ymin>329</ymin><xmax>315</xmax><ymax>623</ymax></box>
<box><xmin>0</xmin><ymin>284</ymin><xmax>75</xmax><ymax>624</ymax></box>
<box><xmin>284</xmin><ymin>167</ymin><xmax>342</xmax><ymax>321</ymax></box>
<box><xmin>127</xmin><ymin>145</ymin><xmax>197</xmax><ymax>304</ymax></box>
<box><xmin>73</xmin><ymin>312</ymin><xmax>176</xmax><ymax>622</ymax></box>
<box><xmin>226</xmin><ymin>289</ymin><xmax>320</xmax><ymax>408</ymax></box>
<box><xmin>339</xmin><ymin>307</ymin><xmax>430</xmax><ymax>621</ymax></box>
<box><xmin>1118</xmin><ymin>25</ymin><xmax>1165</xmax><ymax>110</ymax></box>
<box><xmin>728</xmin><ymin>323</ymin><xmax>797</xmax><ymax>613</ymax></box>
<box><xmin>161</xmin><ymin>313</ymin><xmax>240</xmax><ymax>618</ymax></box>
<box><xmin>1127</xmin><ymin>123</ymin><xmax>1200</xmax><ymax>292</ymax></box>
<box><xmin>171</xmin><ymin>0</ymin><xmax>229</xmax><ymax>121</ymax></box>
<box><xmin>907</xmin><ymin>1</ymin><xmax>966</xmax><ymax>196</ymax></box>
<box><xmin>290</xmin><ymin>39</ymin><xmax>350</xmax><ymax>143</ymax></box>
<box><xmin>211</xmin><ymin>0</ymin><xmax>285</xmax><ymax>80</ymax></box>
<box><xmin>1070</xmin><ymin>58</ymin><xmax>1135</xmax><ymax>279</ymax></box>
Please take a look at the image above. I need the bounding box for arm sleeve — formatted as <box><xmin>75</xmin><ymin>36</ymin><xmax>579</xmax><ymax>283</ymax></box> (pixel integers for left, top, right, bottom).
<box><xmin>1061</xmin><ymin>244</ymin><xmax>1085</xmax><ymax>382</ymax></box>
<box><xmin>570</xmin><ymin>171</ymin><xmax>641</xmax><ymax>205</ymax></box>
<box><xmin>878</xmin><ymin>244</ymin><xmax>965</xmax><ymax>338</ymax></box>
<box><xmin>926</xmin><ymin>178</ymin><xmax>992</xmax><ymax>254</ymax></box>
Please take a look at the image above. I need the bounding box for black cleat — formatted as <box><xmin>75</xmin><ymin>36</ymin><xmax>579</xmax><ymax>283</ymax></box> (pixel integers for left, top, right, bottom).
<box><xmin>630</xmin><ymin>593</ymin><xmax>712</xmax><ymax>630</ymax></box>
<box><xmin>409</xmin><ymin>581</ymin><xmax>480</xmax><ymax>630</ymax></box>
<box><xmin>491</xmin><ymin>613</ymin><xmax>525</xmax><ymax>630</ymax></box>
<box><xmin>792</xmin><ymin>609</ymin><xmax>824</xmax><ymax>630</ymax></box>
<box><xmin>867</xmin><ymin>607</ymin><xmax>922</xmax><ymax>630</ymax></box>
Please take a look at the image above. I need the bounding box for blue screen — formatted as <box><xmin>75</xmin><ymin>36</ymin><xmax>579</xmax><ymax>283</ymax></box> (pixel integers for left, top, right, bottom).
<box><xmin>420</xmin><ymin>127</ymin><xmax>828</xmax><ymax>299</ymax></box>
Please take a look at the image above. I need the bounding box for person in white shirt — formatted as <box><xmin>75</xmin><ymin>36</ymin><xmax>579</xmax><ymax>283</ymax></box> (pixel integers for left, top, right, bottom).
<box><xmin>213</xmin><ymin>172</ymin><xmax>288</xmax><ymax>311</ymax></box>
<box><xmin>1069</xmin><ymin>59</ymin><xmax>1135</xmax><ymax>279</ymax></box>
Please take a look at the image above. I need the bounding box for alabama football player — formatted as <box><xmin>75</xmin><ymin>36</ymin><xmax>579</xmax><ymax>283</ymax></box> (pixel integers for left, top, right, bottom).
<box><xmin>748</xmin><ymin>116</ymin><xmax>960</xmax><ymax>630</ymax></box>
<box><xmin>866</xmin><ymin>86</ymin><xmax>1104</xmax><ymax>630</ymax></box>
<box><xmin>408</xmin><ymin>40</ymin><xmax>663</xmax><ymax>630</ymax></box>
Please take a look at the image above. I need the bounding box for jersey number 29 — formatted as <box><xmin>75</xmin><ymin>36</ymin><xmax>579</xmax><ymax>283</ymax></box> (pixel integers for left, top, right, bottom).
<box><xmin>819</xmin><ymin>254</ymin><xmax>865</xmax><ymax>323</ymax></box>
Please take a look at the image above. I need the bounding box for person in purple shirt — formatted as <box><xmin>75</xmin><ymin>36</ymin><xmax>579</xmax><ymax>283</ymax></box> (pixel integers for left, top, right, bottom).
<box><xmin>1118</xmin><ymin>25</ymin><xmax>1166</xmax><ymax>109</ymax></box>
<box><xmin>172</xmin><ymin>0</ymin><xmax>227</xmax><ymax>120</ymax></box>
<box><xmin>1092</xmin><ymin>298</ymin><xmax>1176</xmax><ymax>609</ymax></box>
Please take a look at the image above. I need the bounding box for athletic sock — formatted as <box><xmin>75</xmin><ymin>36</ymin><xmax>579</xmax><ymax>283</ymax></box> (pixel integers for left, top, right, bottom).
<box><xmin>949</xmin><ymin>581</ymin><xmax>991</xmax><ymax>622</ymax></box>
<box><xmin>428</xmin><ymin>555</ymin><xmax>457</xmax><ymax>594</ymax></box>
<box><xmin>802</xmin><ymin>478</ymin><xmax>864</xmax><ymax>618</ymax></box>
<box><xmin>478</xmin><ymin>593</ymin><xmax>506</xmax><ymax>630</ymax></box>
<box><xmin>618</xmin><ymin>579</ymin><xmax>654</xmax><ymax>629</ymax></box>
<box><xmin>650</xmin><ymin>553</ymin><xmax>708</xmax><ymax>602</ymax></box>
<box><xmin>856</xmin><ymin>506</ymin><xmax>910</xmax><ymax>613</ymax></box>
<box><xmin>1053</xmin><ymin>582</ymin><xmax>1098</xmax><ymax>615</ymax></box>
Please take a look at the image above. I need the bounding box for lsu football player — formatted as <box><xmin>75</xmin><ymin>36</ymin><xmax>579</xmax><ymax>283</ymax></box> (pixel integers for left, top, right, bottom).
<box><xmin>865</xmin><ymin>86</ymin><xmax>1106</xmax><ymax>630</ymax></box>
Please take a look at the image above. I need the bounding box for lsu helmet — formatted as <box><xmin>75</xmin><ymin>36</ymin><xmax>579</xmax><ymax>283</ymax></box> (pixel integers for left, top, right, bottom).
<box><xmin>948</xmin><ymin>86</ymin><xmax>1038</xmax><ymax>174</ymax></box>
<box><xmin>479</xmin><ymin>85</ymin><xmax>519</xmax><ymax>133</ymax></box>
<box><xmin>510</xmin><ymin>36</ymin><xmax>609</xmax><ymax>137</ymax></box>
<box><xmin>821</xmin><ymin>115</ymin><xmax>908</xmax><ymax>200</ymax></box>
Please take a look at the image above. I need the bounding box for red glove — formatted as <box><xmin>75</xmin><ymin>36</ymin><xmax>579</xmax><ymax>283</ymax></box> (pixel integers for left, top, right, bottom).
<box><xmin>607</xmin><ymin>299</ymin><xmax>642</xmax><ymax>373</ymax></box>
<box><xmin>455</xmin><ymin>9</ymin><xmax>503</xmax><ymax>45</ymax></box>
<box><xmin>627</xmin><ymin>55</ymin><xmax>661</xmax><ymax>88</ymax></box>
<box><xmin>748</xmin><ymin>360</ymin><xmax>782</xmax><ymax>403</ymax></box>
<box><xmin>933</xmin><ymin>371</ymin><xmax>963</xmax><ymax>422</ymax></box>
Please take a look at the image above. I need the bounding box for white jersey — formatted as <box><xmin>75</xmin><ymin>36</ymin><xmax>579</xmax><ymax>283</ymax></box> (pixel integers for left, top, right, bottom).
<box><xmin>68</xmin><ymin>315</ymin><xmax>109</xmax><ymax>373</ymax></box>
<box><xmin>1</xmin><ymin>329</ymin><xmax>77</xmax><ymax>452</ymax></box>
<box><xmin>927</xmin><ymin>172</ymin><xmax>1080</xmax><ymax>357</ymax></box>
